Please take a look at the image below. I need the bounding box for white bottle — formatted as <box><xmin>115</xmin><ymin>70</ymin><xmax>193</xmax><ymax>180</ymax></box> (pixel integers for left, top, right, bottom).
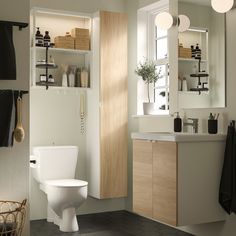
<box><xmin>68</xmin><ymin>68</ymin><xmax>75</xmax><ymax>87</ymax></box>
<box><xmin>182</xmin><ymin>77</ymin><xmax>188</xmax><ymax>91</ymax></box>
<box><xmin>62</xmin><ymin>72</ymin><xmax>68</xmax><ymax>87</ymax></box>
<box><xmin>61</xmin><ymin>64</ymin><xmax>68</xmax><ymax>87</ymax></box>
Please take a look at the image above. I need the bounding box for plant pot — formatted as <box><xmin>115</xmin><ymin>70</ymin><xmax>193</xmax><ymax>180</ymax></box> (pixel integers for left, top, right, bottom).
<box><xmin>143</xmin><ymin>102</ymin><xmax>155</xmax><ymax>115</ymax></box>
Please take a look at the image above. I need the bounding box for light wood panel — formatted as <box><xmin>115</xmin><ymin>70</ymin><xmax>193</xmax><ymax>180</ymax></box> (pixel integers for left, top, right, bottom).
<box><xmin>99</xmin><ymin>11</ymin><xmax>128</xmax><ymax>198</ymax></box>
<box><xmin>133</xmin><ymin>140</ymin><xmax>153</xmax><ymax>218</ymax></box>
<box><xmin>153</xmin><ymin>141</ymin><xmax>178</xmax><ymax>226</ymax></box>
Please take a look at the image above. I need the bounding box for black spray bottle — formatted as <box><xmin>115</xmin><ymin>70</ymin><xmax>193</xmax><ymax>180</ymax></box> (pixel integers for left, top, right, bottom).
<box><xmin>174</xmin><ymin>112</ymin><xmax>182</xmax><ymax>132</ymax></box>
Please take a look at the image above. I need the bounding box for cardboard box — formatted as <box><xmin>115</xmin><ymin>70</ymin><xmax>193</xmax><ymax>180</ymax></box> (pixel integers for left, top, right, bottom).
<box><xmin>71</xmin><ymin>28</ymin><xmax>90</xmax><ymax>38</ymax></box>
<box><xmin>179</xmin><ymin>47</ymin><xmax>192</xmax><ymax>58</ymax></box>
<box><xmin>75</xmin><ymin>38</ymin><xmax>90</xmax><ymax>50</ymax></box>
<box><xmin>54</xmin><ymin>36</ymin><xmax>75</xmax><ymax>49</ymax></box>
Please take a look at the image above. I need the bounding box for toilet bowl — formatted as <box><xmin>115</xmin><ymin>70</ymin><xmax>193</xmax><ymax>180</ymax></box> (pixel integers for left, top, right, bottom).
<box><xmin>30</xmin><ymin>146</ymin><xmax>88</xmax><ymax>232</ymax></box>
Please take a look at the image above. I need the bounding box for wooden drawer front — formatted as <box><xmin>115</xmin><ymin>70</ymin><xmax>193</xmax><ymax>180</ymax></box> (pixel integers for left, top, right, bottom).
<box><xmin>133</xmin><ymin>140</ymin><xmax>153</xmax><ymax>218</ymax></box>
<box><xmin>153</xmin><ymin>141</ymin><xmax>177</xmax><ymax>226</ymax></box>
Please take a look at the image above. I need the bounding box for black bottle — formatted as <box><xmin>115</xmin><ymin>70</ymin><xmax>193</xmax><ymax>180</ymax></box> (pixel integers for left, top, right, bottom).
<box><xmin>174</xmin><ymin>112</ymin><xmax>182</xmax><ymax>132</ymax></box>
<box><xmin>35</xmin><ymin>27</ymin><xmax>44</xmax><ymax>47</ymax></box>
<box><xmin>44</xmin><ymin>31</ymin><xmax>51</xmax><ymax>47</ymax></box>
<box><xmin>195</xmin><ymin>44</ymin><xmax>201</xmax><ymax>60</ymax></box>
<box><xmin>191</xmin><ymin>45</ymin><xmax>195</xmax><ymax>58</ymax></box>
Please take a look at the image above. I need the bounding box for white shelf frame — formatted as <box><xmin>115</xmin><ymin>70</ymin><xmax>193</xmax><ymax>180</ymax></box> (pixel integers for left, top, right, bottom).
<box><xmin>30</xmin><ymin>7</ymin><xmax>93</xmax><ymax>89</ymax></box>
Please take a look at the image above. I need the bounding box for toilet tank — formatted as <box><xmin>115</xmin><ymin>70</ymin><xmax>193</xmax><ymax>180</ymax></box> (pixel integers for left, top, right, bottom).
<box><xmin>32</xmin><ymin>146</ymin><xmax>78</xmax><ymax>183</ymax></box>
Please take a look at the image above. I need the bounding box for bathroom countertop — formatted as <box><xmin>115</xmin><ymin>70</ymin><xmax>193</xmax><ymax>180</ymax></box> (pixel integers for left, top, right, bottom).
<box><xmin>131</xmin><ymin>132</ymin><xmax>227</xmax><ymax>142</ymax></box>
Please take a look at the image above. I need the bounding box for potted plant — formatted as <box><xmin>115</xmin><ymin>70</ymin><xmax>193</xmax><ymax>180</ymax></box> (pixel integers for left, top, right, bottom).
<box><xmin>135</xmin><ymin>59</ymin><xmax>161</xmax><ymax>115</ymax></box>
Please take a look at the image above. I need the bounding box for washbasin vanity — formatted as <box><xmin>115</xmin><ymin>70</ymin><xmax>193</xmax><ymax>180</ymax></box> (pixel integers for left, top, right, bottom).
<box><xmin>132</xmin><ymin>132</ymin><xmax>227</xmax><ymax>226</ymax></box>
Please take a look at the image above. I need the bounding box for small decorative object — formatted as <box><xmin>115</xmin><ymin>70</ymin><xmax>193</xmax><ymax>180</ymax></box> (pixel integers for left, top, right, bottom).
<box><xmin>135</xmin><ymin>59</ymin><xmax>161</xmax><ymax>115</ymax></box>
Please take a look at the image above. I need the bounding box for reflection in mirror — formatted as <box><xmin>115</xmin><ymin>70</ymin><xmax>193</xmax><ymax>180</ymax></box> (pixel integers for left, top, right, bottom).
<box><xmin>178</xmin><ymin>0</ymin><xmax>225</xmax><ymax>109</ymax></box>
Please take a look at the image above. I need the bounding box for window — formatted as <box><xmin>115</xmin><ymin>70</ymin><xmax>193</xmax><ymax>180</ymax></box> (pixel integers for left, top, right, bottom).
<box><xmin>137</xmin><ymin>0</ymin><xmax>173</xmax><ymax>116</ymax></box>
<box><xmin>149</xmin><ymin>10</ymin><xmax>170</xmax><ymax>115</ymax></box>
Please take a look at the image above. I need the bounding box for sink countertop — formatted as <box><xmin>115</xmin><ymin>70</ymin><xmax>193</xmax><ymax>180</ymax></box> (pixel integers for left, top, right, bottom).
<box><xmin>131</xmin><ymin>132</ymin><xmax>227</xmax><ymax>142</ymax></box>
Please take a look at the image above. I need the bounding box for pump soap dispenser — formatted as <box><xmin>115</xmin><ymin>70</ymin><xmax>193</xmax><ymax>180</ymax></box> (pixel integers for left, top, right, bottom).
<box><xmin>174</xmin><ymin>112</ymin><xmax>182</xmax><ymax>132</ymax></box>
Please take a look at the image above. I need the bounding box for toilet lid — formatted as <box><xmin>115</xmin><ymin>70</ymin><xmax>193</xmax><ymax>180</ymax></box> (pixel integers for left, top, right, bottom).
<box><xmin>44</xmin><ymin>179</ymin><xmax>88</xmax><ymax>187</ymax></box>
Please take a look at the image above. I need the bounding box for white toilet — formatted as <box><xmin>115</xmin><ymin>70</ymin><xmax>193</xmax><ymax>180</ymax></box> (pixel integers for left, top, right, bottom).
<box><xmin>30</xmin><ymin>146</ymin><xmax>88</xmax><ymax>232</ymax></box>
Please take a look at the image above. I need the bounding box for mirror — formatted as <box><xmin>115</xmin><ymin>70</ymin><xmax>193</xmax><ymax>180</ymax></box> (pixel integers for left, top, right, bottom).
<box><xmin>178</xmin><ymin>0</ymin><xmax>226</xmax><ymax>109</ymax></box>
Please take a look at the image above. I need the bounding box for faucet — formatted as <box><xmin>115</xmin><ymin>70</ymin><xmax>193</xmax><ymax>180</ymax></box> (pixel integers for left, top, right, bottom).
<box><xmin>183</xmin><ymin>118</ymin><xmax>199</xmax><ymax>133</ymax></box>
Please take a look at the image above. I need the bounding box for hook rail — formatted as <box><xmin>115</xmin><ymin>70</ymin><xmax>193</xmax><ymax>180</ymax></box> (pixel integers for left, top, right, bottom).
<box><xmin>0</xmin><ymin>20</ymin><xmax>28</xmax><ymax>30</ymax></box>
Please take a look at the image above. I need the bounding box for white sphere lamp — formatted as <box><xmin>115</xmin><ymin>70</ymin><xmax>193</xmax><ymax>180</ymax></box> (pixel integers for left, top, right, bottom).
<box><xmin>178</xmin><ymin>15</ymin><xmax>190</xmax><ymax>32</ymax></box>
<box><xmin>155</xmin><ymin>12</ymin><xmax>173</xmax><ymax>30</ymax></box>
<box><xmin>211</xmin><ymin>0</ymin><xmax>234</xmax><ymax>13</ymax></box>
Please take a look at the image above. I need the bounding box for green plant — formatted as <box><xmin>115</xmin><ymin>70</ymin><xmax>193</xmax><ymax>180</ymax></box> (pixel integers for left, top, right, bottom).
<box><xmin>135</xmin><ymin>59</ymin><xmax>161</xmax><ymax>103</ymax></box>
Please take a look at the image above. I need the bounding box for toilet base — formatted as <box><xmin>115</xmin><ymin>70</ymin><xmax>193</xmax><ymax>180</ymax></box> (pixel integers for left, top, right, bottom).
<box><xmin>47</xmin><ymin>206</ymin><xmax>79</xmax><ymax>232</ymax></box>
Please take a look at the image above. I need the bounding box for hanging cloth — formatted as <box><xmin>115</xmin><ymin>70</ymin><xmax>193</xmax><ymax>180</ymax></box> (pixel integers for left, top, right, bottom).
<box><xmin>0</xmin><ymin>90</ymin><xmax>15</xmax><ymax>147</ymax></box>
<box><xmin>0</xmin><ymin>23</ymin><xmax>16</xmax><ymax>80</ymax></box>
<box><xmin>219</xmin><ymin>122</ymin><xmax>235</xmax><ymax>214</ymax></box>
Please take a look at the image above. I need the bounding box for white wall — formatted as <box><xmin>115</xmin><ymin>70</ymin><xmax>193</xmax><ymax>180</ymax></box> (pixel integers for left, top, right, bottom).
<box><xmin>0</xmin><ymin>0</ymin><xmax>30</xmax><ymax>235</ymax></box>
<box><xmin>127</xmin><ymin>0</ymin><xmax>236</xmax><ymax>235</ymax></box>
<box><xmin>29</xmin><ymin>0</ymin><xmax>128</xmax><ymax>220</ymax></box>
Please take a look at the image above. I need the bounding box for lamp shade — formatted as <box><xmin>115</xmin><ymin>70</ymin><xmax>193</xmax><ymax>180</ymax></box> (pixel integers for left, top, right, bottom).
<box><xmin>178</xmin><ymin>15</ymin><xmax>190</xmax><ymax>32</ymax></box>
<box><xmin>211</xmin><ymin>0</ymin><xmax>234</xmax><ymax>13</ymax></box>
<box><xmin>155</xmin><ymin>12</ymin><xmax>173</xmax><ymax>30</ymax></box>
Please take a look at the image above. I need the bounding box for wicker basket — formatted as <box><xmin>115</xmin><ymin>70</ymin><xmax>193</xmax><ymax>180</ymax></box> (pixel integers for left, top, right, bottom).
<box><xmin>0</xmin><ymin>199</ymin><xmax>27</xmax><ymax>236</ymax></box>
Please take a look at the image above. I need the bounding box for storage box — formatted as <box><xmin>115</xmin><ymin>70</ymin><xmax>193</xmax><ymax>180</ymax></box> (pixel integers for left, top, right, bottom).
<box><xmin>75</xmin><ymin>38</ymin><xmax>90</xmax><ymax>50</ymax></box>
<box><xmin>54</xmin><ymin>36</ymin><xmax>75</xmax><ymax>49</ymax></box>
<box><xmin>179</xmin><ymin>47</ymin><xmax>192</xmax><ymax>58</ymax></box>
<box><xmin>71</xmin><ymin>28</ymin><xmax>90</xmax><ymax>38</ymax></box>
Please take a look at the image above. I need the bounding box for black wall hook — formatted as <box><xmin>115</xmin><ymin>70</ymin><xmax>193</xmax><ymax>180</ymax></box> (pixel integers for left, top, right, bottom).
<box><xmin>0</xmin><ymin>20</ymin><xmax>28</xmax><ymax>31</ymax></box>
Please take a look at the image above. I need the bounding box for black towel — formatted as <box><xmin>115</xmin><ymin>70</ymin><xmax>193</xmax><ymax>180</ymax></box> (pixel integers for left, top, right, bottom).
<box><xmin>0</xmin><ymin>90</ymin><xmax>15</xmax><ymax>147</ymax></box>
<box><xmin>0</xmin><ymin>23</ymin><xmax>16</xmax><ymax>80</ymax></box>
<box><xmin>219</xmin><ymin>124</ymin><xmax>235</xmax><ymax>214</ymax></box>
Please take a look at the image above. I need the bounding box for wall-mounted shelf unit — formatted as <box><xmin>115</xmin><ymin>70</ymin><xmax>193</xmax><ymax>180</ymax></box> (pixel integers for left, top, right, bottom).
<box><xmin>30</xmin><ymin>8</ymin><xmax>92</xmax><ymax>89</ymax></box>
<box><xmin>178</xmin><ymin>27</ymin><xmax>209</xmax><ymax>95</ymax></box>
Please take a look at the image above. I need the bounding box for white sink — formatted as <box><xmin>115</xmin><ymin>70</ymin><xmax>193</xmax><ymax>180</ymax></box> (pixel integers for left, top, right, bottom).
<box><xmin>131</xmin><ymin>132</ymin><xmax>226</xmax><ymax>142</ymax></box>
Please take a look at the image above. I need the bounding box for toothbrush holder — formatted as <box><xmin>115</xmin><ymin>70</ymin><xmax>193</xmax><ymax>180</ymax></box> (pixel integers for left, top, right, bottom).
<box><xmin>208</xmin><ymin>119</ymin><xmax>218</xmax><ymax>134</ymax></box>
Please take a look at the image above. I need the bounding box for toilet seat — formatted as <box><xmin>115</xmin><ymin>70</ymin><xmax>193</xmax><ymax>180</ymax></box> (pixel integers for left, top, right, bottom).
<box><xmin>44</xmin><ymin>179</ymin><xmax>88</xmax><ymax>187</ymax></box>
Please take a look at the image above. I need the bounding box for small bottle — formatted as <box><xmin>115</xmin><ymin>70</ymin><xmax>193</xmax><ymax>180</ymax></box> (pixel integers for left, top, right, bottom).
<box><xmin>35</xmin><ymin>27</ymin><xmax>44</xmax><ymax>47</ymax></box>
<box><xmin>68</xmin><ymin>71</ymin><xmax>75</xmax><ymax>87</ymax></box>
<box><xmin>49</xmin><ymin>55</ymin><xmax>55</xmax><ymax>65</ymax></box>
<box><xmin>80</xmin><ymin>68</ymin><xmax>89</xmax><ymax>87</ymax></box>
<box><xmin>191</xmin><ymin>45</ymin><xmax>195</xmax><ymax>58</ymax></box>
<box><xmin>62</xmin><ymin>72</ymin><xmax>68</xmax><ymax>87</ymax></box>
<box><xmin>195</xmin><ymin>44</ymin><xmax>201</xmax><ymax>59</ymax></box>
<box><xmin>48</xmin><ymin>74</ymin><xmax>55</xmax><ymax>83</ymax></box>
<box><xmin>44</xmin><ymin>31</ymin><xmax>51</xmax><ymax>47</ymax></box>
<box><xmin>174</xmin><ymin>112</ymin><xmax>182</xmax><ymax>132</ymax></box>
<box><xmin>182</xmin><ymin>77</ymin><xmax>188</xmax><ymax>91</ymax></box>
<box><xmin>61</xmin><ymin>64</ymin><xmax>68</xmax><ymax>87</ymax></box>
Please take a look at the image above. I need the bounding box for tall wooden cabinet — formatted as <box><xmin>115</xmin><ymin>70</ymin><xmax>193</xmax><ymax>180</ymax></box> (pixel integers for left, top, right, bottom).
<box><xmin>87</xmin><ymin>11</ymin><xmax>127</xmax><ymax>199</ymax></box>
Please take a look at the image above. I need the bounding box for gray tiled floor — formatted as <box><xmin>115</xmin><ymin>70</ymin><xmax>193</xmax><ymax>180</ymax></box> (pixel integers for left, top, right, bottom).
<box><xmin>30</xmin><ymin>210</ymin><xmax>194</xmax><ymax>236</ymax></box>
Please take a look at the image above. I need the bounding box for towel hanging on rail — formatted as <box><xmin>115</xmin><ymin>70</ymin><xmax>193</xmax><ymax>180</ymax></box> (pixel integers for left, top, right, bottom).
<box><xmin>219</xmin><ymin>121</ymin><xmax>236</xmax><ymax>214</ymax></box>
<box><xmin>0</xmin><ymin>23</ymin><xmax>16</xmax><ymax>80</ymax></box>
<box><xmin>0</xmin><ymin>90</ymin><xmax>15</xmax><ymax>147</ymax></box>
